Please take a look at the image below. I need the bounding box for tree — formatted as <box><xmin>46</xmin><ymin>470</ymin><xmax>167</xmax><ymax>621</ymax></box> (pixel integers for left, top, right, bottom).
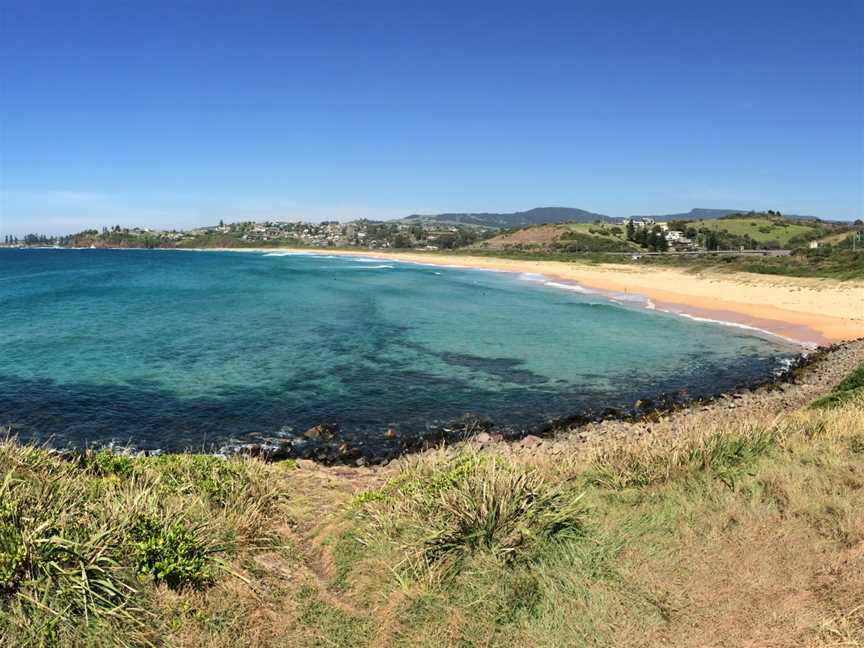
<box><xmin>392</xmin><ymin>233</ymin><xmax>411</xmax><ymax>248</ymax></box>
<box><xmin>626</xmin><ymin>219</ymin><xmax>635</xmax><ymax>241</ymax></box>
<box><xmin>705</xmin><ymin>231</ymin><xmax>720</xmax><ymax>251</ymax></box>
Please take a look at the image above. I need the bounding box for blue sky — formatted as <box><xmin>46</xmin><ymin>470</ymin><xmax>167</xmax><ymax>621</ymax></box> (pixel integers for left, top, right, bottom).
<box><xmin>1</xmin><ymin>0</ymin><xmax>862</xmax><ymax>235</ymax></box>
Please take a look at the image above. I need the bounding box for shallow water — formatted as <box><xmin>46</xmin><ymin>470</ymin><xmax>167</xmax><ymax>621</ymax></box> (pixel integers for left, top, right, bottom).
<box><xmin>0</xmin><ymin>249</ymin><xmax>799</xmax><ymax>454</ymax></box>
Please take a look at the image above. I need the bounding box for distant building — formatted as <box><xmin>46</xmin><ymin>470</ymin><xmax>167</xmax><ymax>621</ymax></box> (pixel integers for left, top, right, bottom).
<box><xmin>626</xmin><ymin>217</ymin><xmax>656</xmax><ymax>229</ymax></box>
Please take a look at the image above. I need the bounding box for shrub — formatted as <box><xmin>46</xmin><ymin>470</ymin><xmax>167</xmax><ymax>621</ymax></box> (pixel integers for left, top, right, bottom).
<box><xmin>129</xmin><ymin>516</ymin><xmax>217</xmax><ymax>590</ymax></box>
<box><xmin>0</xmin><ymin>497</ymin><xmax>26</xmax><ymax>592</ymax></box>
<box><xmin>80</xmin><ymin>448</ymin><xmax>134</xmax><ymax>477</ymax></box>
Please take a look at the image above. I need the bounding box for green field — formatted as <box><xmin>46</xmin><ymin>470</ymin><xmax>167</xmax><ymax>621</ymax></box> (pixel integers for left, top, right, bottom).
<box><xmin>684</xmin><ymin>217</ymin><xmax>825</xmax><ymax>246</ymax></box>
<box><xmin>560</xmin><ymin>222</ymin><xmax>633</xmax><ymax>240</ymax></box>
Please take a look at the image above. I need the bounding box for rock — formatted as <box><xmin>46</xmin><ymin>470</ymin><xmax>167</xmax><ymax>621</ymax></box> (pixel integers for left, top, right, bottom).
<box><xmin>385</xmin><ymin>426</ymin><xmax>397</xmax><ymax>439</ymax></box>
<box><xmin>355</xmin><ymin>457</ymin><xmax>367</xmax><ymax>467</ymax></box>
<box><xmin>474</xmin><ymin>432</ymin><xmax>492</xmax><ymax>444</ymax></box>
<box><xmin>520</xmin><ymin>434</ymin><xmax>543</xmax><ymax>449</ymax></box>
<box><xmin>304</xmin><ymin>423</ymin><xmax>339</xmax><ymax>440</ymax></box>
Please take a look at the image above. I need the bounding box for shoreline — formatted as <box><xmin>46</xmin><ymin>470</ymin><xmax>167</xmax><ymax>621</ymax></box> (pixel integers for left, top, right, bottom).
<box><xmin>200</xmin><ymin>246</ymin><xmax>864</xmax><ymax>346</ymax></box>
<box><xmin>26</xmin><ymin>339</ymin><xmax>862</xmax><ymax>466</ymax></box>
<box><xmin>15</xmin><ymin>245</ymin><xmax>862</xmax><ymax>345</ymax></box>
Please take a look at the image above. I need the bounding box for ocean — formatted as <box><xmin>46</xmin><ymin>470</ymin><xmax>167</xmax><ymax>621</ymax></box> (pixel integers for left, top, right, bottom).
<box><xmin>0</xmin><ymin>248</ymin><xmax>800</xmax><ymax>458</ymax></box>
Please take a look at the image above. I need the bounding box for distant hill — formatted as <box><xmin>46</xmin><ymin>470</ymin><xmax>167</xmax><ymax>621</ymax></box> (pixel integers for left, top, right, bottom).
<box><xmin>400</xmin><ymin>207</ymin><xmax>613</xmax><ymax>229</ymax></box>
<box><xmin>473</xmin><ymin>222</ymin><xmax>639</xmax><ymax>254</ymax></box>
<box><xmin>396</xmin><ymin>206</ymin><xmax>834</xmax><ymax>230</ymax></box>
<box><xmin>631</xmin><ymin>208</ymin><xmax>824</xmax><ymax>222</ymax></box>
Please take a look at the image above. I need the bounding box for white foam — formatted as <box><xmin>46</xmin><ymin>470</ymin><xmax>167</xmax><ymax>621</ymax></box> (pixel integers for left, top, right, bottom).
<box><xmin>513</xmin><ymin>270</ymin><xmax>805</xmax><ymax>347</ymax></box>
<box><xmin>516</xmin><ymin>272</ymin><xmax>548</xmax><ymax>282</ymax></box>
<box><xmin>656</xmin><ymin>308</ymin><xmax>813</xmax><ymax>348</ymax></box>
<box><xmin>346</xmin><ymin>264</ymin><xmax>394</xmax><ymax>269</ymax></box>
<box><xmin>542</xmin><ymin>280</ymin><xmax>592</xmax><ymax>294</ymax></box>
<box><xmin>262</xmin><ymin>251</ymin><xmax>342</xmax><ymax>259</ymax></box>
<box><xmin>346</xmin><ymin>256</ymin><xmax>391</xmax><ymax>263</ymax></box>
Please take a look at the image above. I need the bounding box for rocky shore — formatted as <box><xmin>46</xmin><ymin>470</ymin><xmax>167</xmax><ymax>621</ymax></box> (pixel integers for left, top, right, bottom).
<box><xmin>219</xmin><ymin>339</ymin><xmax>858</xmax><ymax>467</ymax></box>
<box><xmin>37</xmin><ymin>340</ymin><xmax>860</xmax><ymax>469</ymax></box>
<box><xmin>444</xmin><ymin>337</ymin><xmax>864</xmax><ymax>463</ymax></box>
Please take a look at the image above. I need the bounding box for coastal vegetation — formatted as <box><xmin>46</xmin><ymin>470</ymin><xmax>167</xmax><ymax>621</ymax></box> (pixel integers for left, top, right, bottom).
<box><xmin>438</xmin><ymin>243</ymin><xmax>864</xmax><ymax>280</ymax></box>
<box><xmin>1</xmin><ymin>357</ymin><xmax>862</xmax><ymax>647</ymax></box>
<box><xmin>669</xmin><ymin>211</ymin><xmax>834</xmax><ymax>249</ymax></box>
<box><xmin>3</xmin><ymin>210</ymin><xmax>861</xmax><ymax>280</ymax></box>
<box><xmin>633</xmin><ymin>245</ymin><xmax>864</xmax><ymax>280</ymax></box>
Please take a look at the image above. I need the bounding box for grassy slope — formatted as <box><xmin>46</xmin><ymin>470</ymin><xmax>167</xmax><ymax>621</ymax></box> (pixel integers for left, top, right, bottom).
<box><xmin>2</xmin><ymin>364</ymin><xmax>863</xmax><ymax>646</ymax></box>
<box><xmin>476</xmin><ymin>223</ymin><xmax>640</xmax><ymax>253</ymax></box>
<box><xmin>437</xmin><ymin>245</ymin><xmax>864</xmax><ymax>280</ymax></box>
<box><xmin>812</xmin><ymin>363</ymin><xmax>864</xmax><ymax>408</ymax></box>
<box><xmin>817</xmin><ymin>231</ymin><xmax>856</xmax><ymax>246</ymax></box>
<box><xmin>635</xmin><ymin>248</ymin><xmax>864</xmax><ymax>280</ymax></box>
<box><xmin>686</xmin><ymin>217</ymin><xmax>823</xmax><ymax>245</ymax></box>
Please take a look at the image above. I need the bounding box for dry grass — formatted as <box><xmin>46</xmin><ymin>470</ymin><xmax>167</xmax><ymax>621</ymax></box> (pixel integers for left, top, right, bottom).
<box><xmin>1</xmin><ymin>380</ymin><xmax>862</xmax><ymax>646</ymax></box>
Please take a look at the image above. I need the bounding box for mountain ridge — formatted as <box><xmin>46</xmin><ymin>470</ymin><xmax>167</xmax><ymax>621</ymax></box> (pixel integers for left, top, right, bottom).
<box><xmin>396</xmin><ymin>206</ymin><xmax>831</xmax><ymax>229</ymax></box>
<box><xmin>400</xmin><ymin>207</ymin><xmax>614</xmax><ymax>228</ymax></box>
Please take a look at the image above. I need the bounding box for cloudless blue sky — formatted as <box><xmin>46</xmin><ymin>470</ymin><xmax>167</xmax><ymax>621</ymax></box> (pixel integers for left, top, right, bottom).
<box><xmin>1</xmin><ymin>0</ymin><xmax>862</xmax><ymax>235</ymax></box>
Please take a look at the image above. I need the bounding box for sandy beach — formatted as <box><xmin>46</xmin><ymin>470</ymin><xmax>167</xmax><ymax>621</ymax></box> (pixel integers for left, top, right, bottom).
<box><xmin>224</xmin><ymin>248</ymin><xmax>864</xmax><ymax>346</ymax></box>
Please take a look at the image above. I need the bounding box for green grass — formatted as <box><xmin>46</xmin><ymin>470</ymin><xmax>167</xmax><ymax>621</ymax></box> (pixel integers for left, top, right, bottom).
<box><xmin>0</xmin><ymin>443</ymin><xmax>282</xmax><ymax>646</ymax></box>
<box><xmin>634</xmin><ymin>248</ymin><xmax>864</xmax><ymax>280</ymax></box>
<box><xmin>812</xmin><ymin>362</ymin><xmax>864</xmax><ymax>408</ymax></box>
<box><xmin>335</xmin><ymin>400</ymin><xmax>864</xmax><ymax>646</ymax></box>
<box><xmin>2</xmin><ymin>388</ymin><xmax>863</xmax><ymax>646</ymax></box>
<box><xmin>357</xmin><ymin>455</ymin><xmax>587</xmax><ymax>578</ymax></box>
<box><xmin>687</xmin><ymin>217</ymin><xmax>822</xmax><ymax>246</ymax></box>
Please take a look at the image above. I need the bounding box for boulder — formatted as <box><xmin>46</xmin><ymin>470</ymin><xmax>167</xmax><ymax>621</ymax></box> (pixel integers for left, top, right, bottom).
<box><xmin>304</xmin><ymin>423</ymin><xmax>339</xmax><ymax>440</ymax></box>
<box><xmin>520</xmin><ymin>434</ymin><xmax>543</xmax><ymax>449</ymax></box>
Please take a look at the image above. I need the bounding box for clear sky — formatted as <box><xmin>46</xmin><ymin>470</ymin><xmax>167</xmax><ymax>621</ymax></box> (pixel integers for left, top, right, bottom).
<box><xmin>1</xmin><ymin>0</ymin><xmax>862</xmax><ymax>235</ymax></box>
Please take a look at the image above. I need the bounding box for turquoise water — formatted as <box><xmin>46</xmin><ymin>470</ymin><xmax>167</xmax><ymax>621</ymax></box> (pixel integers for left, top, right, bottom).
<box><xmin>0</xmin><ymin>249</ymin><xmax>798</xmax><ymax>457</ymax></box>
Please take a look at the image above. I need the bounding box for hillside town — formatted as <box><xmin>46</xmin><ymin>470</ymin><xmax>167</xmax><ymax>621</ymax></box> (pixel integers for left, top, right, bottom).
<box><xmin>1</xmin><ymin>219</ymin><xmax>489</xmax><ymax>250</ymax></box>
<box><xmin>3</xmin><ymin>211</ymin><xmax>858</xmax><ymax>256</ymax></box>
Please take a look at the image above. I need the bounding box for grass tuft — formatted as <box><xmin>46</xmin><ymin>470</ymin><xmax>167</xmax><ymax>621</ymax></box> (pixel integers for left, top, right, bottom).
<box><xmin>587</xmin><ymin>424</ymin><xmax>778</xmax><ymax>490</ymax></box>
<box><xmin>357</xmin><ymin>453</ymin><xmax>587</xmax><ymax>579</ymax></box>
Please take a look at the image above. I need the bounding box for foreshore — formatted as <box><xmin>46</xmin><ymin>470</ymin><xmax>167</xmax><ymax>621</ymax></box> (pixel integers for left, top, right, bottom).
<box><xmin>210</xmin><ymin>247</ymin><xmax>864</xmax><ymax>346</ymax></box>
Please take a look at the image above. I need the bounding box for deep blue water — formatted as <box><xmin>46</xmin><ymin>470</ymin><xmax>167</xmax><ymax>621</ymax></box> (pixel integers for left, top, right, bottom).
<box><xmin>0</xmin><ymin>249</ymin><xmax>799</xmax><ymax>457</ymax></box>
